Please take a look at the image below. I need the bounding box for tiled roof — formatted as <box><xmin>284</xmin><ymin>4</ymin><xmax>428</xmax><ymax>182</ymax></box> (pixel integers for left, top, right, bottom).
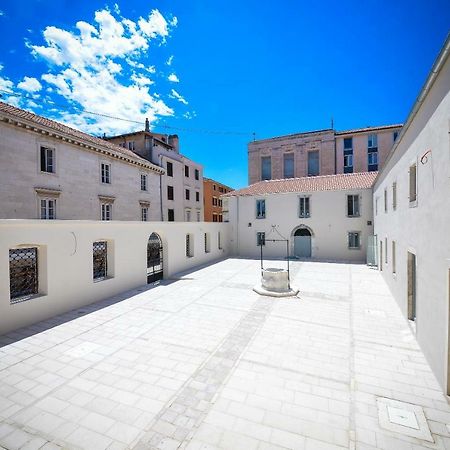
<box><xmin>335</xmin><ymin>124</ymin><xmax>403</xmax><ymax>135</ymax></box>
<box><xmin>0</xmin><ymin>101</ymin><xmax>164</xmax><ymax>172</ymax></box>
<box><xmin>223</xmin><ymin>172</ymin><xmax>378</xmax><ymax>197</ymax></box>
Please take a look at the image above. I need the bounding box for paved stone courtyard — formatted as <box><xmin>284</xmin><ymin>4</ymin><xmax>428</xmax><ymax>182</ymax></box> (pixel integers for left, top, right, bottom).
<box><xmin>1</xmin><ymin>258</ymin><xmax>450</xmax><ymax>450</ymax></box>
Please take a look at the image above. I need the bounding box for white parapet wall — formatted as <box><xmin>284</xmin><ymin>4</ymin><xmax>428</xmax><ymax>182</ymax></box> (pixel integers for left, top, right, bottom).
<box><xmin>0</xmin><ymin>220</ymin><xmax>230</xmax><ymax>335</ymax></box>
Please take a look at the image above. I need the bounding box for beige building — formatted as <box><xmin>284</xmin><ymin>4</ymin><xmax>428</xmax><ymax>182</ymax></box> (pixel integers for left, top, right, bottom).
<box><xmin>106</xmin><ymin>128</ymin><xmax>204</xmax><ymax>222</ymax></box>
<box><xmin>224</xmin><ymin>172</ymin><xmax>376</xmax><ymax>262</ymax></box>
<box><xmin>248</xmin><ymin>124</ymin><xmax>401</xmax><ymax>184</ymax></box>
<box><xmin>373</xmin><ymin>36</ymin><xmax>450</xmax><ymax>393</ymax></box>
<box><xmin>0</xmin><ymin>102</ymin><xmax>164</xmax><ymax>221</ymax></box>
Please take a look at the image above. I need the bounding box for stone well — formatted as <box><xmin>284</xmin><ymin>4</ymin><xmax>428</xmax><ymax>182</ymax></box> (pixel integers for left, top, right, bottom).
<box><xmin>253</xmin><ymin>268</ymin><xmax>299</xmax><ymax>297</ymax></box>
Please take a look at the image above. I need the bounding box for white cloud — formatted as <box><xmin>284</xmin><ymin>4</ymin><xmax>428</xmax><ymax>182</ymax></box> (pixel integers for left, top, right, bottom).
<box><xmin>17</xmin><ymin>76</ymin><xmax>42</xmax><ymax>93</ymax></box>
<box><xmin>166</xmin><ymin>55</ymin><xmax>174</xmax><ymax>66</ymax></box>
<box><xmin>0</xmin><ymin>10</ymin><xmax>4</xmax><ymax>17</ymax></box>
<box><xmin>23</xmin><ymin>7</ymin><xmax>180</xmax><ymax>134</ymax></box>
<box><xmin>169</xmin><ymin>88</ymin><xmax>188</xmax><ymax>105</ymax></box>
<box><xmin>168</xmin><ymin>73</ymin><xmax>179</xmax><ymax>82</ymax></box>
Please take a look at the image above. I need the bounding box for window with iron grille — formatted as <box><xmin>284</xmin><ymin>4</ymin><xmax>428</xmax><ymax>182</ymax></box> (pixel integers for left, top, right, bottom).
<box><xmin>256</xmin><ymin>199</ymin><xmax>265</xmax><ymax>219</ymax></box>
<box><xmin>392</xmin><ymin>241</ymin><xmax>396</xmax><ymax>274</ymax></box>
<box><xmin>141</xmin><ymin>174</ymin><xmax>147</xmax><ymax>191</ymax></box>
<box><xmin>186</xmin><ymin>234</ymin><xmax>193</xmax><ymax>257</ymax></box>
<box><xmin>385</xmin><ymin>237</ymin><xmax>388</xmax><ymax>263</ymax></box>
<box><xmin>348</xmin><ymin>232</ymin><xmax>360</xmax><ymax>249</ymax></box>
<box><xmin>40</xmin><ymin>146</ymin><xmax>55</xmax><ymax>173</ymax></box>
<box><xmin>9</xmin><ymin>247</ymin><xmax>38</xmax><ymax>303</ymax></box>
<box><xmin>93</xmin><ymin>241</ymin><xmax>108</xmax><ymax>281</ymax></box>
<box><xmin>167</xmin><ymin>161</ymin><xmax>173</xmax><ymax>177</ymax></box>
<box><xmin>257</xmin><ymin>232</ymin><xmax>265</xmax><ymax>246</ymax></box>
<box><xmin>141</xmin><ymin>207</ymin><xmax>148</xmax><ymax>221</ymax></box>
<box><xmin>101</xmin><ymin>203</ymin><xmax>112</xmax><ymax>221</ymax></box>
<box><xmin>299</xmin><ymin>196</ymin><xmax>310</xmax><ymax>218</ymax></box>
<box><xmin>204</xmin><ymin>233</ymin><xmax>210</xmax><ymax>253</ymax></box>
<box><xmin>218</xmin><ymin>231</ymin><xmax>222</xmax><ymax>249</ymax></box>
<box><xmin>40</xmin><ymin>198</ymin><xmax>56</xmax><ymax>220</ymax></box>
<box><xmin>101</xmin><ymin>163</ymin><xmax>111</xmax><ymax>184</ymax></box>
<box><xmin>347</xmin><ymin>195</ymin><xmax>360</xmax><ymax>217</ymax></box>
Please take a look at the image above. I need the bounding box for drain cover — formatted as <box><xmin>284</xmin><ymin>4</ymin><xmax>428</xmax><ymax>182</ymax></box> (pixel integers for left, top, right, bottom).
<box><xmin>377</xmin><ymin>397</ymin><xmax>433</xmax><ymax>442</ymax></box>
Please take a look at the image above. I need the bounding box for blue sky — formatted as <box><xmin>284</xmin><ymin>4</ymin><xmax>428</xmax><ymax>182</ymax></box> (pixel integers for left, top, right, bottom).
<box><xmin>0</xmin><ymin>1</ymin><xmax>449</xmax><ymax>189</ymax></box>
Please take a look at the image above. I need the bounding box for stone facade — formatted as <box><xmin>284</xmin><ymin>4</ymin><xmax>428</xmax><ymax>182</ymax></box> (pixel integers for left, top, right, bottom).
<box><xmin>248</xmin><ymin>125</ymin><xmax>402</xmax><ymax>185</ymax></box>
<box><xmin>203</xmin><ymin>177</ymin><xmax>233</xmax><ymax>222</ymax></box>
<box><xmin>0</xmin><ymin>103</ymin><xmax>163</xmax><ymax>221</ymax></box>
<box><xmin>107</xmin><ymin>131</ymin><xmax>204</xmax><ymax>222</ymax></box>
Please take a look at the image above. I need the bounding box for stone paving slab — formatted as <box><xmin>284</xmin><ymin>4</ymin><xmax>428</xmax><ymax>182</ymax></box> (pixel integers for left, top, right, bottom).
<box><xmin>0</xmin><ymin>259</ymin><xmax>450</xmax><ymax>450</ymax></box>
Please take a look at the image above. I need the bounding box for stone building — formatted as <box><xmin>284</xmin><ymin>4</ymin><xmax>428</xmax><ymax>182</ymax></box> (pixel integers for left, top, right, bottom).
<box><xmin>248</xmin><ymin>124</ymin><xmax>402</xmax><ymax>184</ymax></box>
<box><xmin>223</xmin><ymin>171</ymin><xmax>376</xmax><ymax>262</ymax></box>
<box><xmin>106</xmin><ymin>128</ymin><xmax>204</xmax><ymax>222</ymax></box>
<box><xmin>203</xmin><ymin>177</ymin><xmax>233</xmax><ymax>222</ymax></box>
<box><xmin>0</xmin><ymin>102</ymin><xmax>164</xmax><ymax>221</ymax></box>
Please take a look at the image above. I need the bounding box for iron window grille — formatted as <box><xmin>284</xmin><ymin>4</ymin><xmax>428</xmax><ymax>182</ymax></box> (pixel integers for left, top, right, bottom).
<box><xmin>141</xmin><ymin>174</ymin><xmax>147</xmax><ymax>191</ymax></box>
<box><xmin>204</xmin><ymin>233</ymin><xmax>210</xmax><ymax>253</ymax></box>
<box><xmin>93</xmin><ymin>241</ymin><xmax>108</xmax><ymax>280</ymax></box>
<box><xmin>186</xmin><ymin>234</ymin><xmax>193</xmax><ymax>257</ymax></box>
<box><xmin>348</xmin><ymin>232</ymin><xmax>360</xmax><ymax>249</ymax></box>
<box><xmin>40</xmin><ymin>198</ymin><xmax>56</xmax><ymax>220</ymax></box>
<box><xmin>299</xmin><ymin>196</ymin><xmax>310</xmax><ymax>218</ymax></box>
<box><xmin>347</xmin><ymin>195</ymin><xmax>360</xmax><ymax>217</ymax></box>
<box><xmin>101</xmin><ymin>163</ymin><xmax>111</xmax><ymax>184</ymax></box>
<box><xmin>40</xmin><ymin>146</ymin><xmax>55</xmax><ymax>173</ymax></box>
<box><xmin>257</xmin><ymin>232</ymin><xmax>266</xmax><ymax>246</ymax></box>
<box><xmin>256</xmin><ymin>199</ymin><xmax>266</xmax><ymax>219</ymax></box>
<box><xmin>9</xmin><ymin>247</ymin><xmax>38</xmax><ymax>303</ymax></box>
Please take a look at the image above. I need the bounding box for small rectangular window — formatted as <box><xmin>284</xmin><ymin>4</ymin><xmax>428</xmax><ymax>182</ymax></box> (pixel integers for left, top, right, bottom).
<box><xmin>257</xmin><ymin>232</ymin><xmax>266</xmax><ymax>246</ymax></box>
<box><xmin>141</xmin><ymin>174</ymin><xmax>147</xmax><ymax>191</ymax></box>
<box><xmin>219</xmin><ymin>214</ymin><xmax>223</xmax><ymax>222</ymax></box>
<box><xmin>185</xmin><ymin>189</ymin><xmax>190</xmax><ymax>200</ymax></box>
<box><xmin>197</xmin><ymin>211</ymin><xmax>201</xmax><ymax>222</ymax></box>
<box><xmin>307</xmin><ymin>151</ymin><xmax>319</xmax><ymax>176</ymax></box>
<box><xmin>168</xmin><ymin>209</ymin><xmax>174</xmax><ymax>221</ymax></box>
<box><xmin>93</xmin><ymin>241</ymin><xmax>108</xmax><ymax>281</ymax></box>
<box><xmin>186</xmin><ymin>210</ymin><xmax>191</xmax><ymax>222</ymax></box>
<box><xmin>185</xmin><ymin>165</ymin><xmax>190</xmax><ymax>177</ymax></box>
<box><xmin>392</xmin><ymin>182</ymin><xmax>397</xmax><ymax>210</ymax></box>
<box><xmin>128</xmin><ymin>141</ymin><xmax>135</xmax><ymax>151</ymax></box>
<box><xmin>348</xmin><ymin>232</ymin><xmax>360</xmax><ymax>249</ymax></box>
<box><xmin>393</xmin><ymin>131</ymin><xmax>399</xmax><ymax>142</ymax></box>
<box><xmin>101</xmin><ymin>203</ymin><xmax>112</xmax><ymax>221</ymax></box>
<box><xmin>409</xmin><ymin>164</ymin><xmax>417</xmax><ymax>203</ymax></box>
<box><xmin>167</xmin><ymin>161</ymin><xmax>173</xmax><ymax>177</ymax></box>
<box><xmin>195</xmin><ymin>169</ymin><xmax>199</xmax><ymax>180</ymax></box>
<box><xmin>347</xmin><ymin>195</ymin><xmax>360</xmax><ymax>217</ymax></box>
<box><xmin>141</xmin><ymin>207</ymin><xmax>148</xmax><ymax>221</ymax></box>
<box><xmin>218</xmin><ymin>231</ymin><xmax>222</xmax><ymax>249</ymax></box>
<box><xmin>299</xmin><ymin>196</ymin><xmax>310</xmax><ymax>218</ymax></box>
<box><xmin>384</xmin><ymin>189</ymin><xmax>387</xmax><ymax>213</ymax></box>
<box><xmin>385</xmin><ymin>237</ymin><xmax>388</xmax><ymax>263</ymax></box>
<box><xmin>40</xmin><ymin>147</ymin><xmax>55</xmax><ymax>173</ymax></box>
<box><xmin>368</xmin><ymin>134</ymin><xmax>378</xmax><ymax>148</ymax></box>
<box><xmin>212</xmin><ymin>213</ymin><xmax>218</xmax><ymax>222</ymax></box>
<box><xmin>212</xmin><ymin>197</ymin><xmax>217</xmax><ymax>206</ymax></box>
<box><xmin>392</xmin><ymin>241</ymin><xmax>396</xmax><ymax>274</ymax></box>
<box><xmin>344</xmin><ymin>138</ymin><xmax>353</xmax><ymax>150</ymax></box>
<box><xmin>283</xmin><ymin>153</ymin><xmax>294</xmax><ymax>178</ymax></box>
<box><xmin>167</xmin><ymin>185</ymin><xmax>174</xmax><ymax>200</ymax></box>
<box><xmin>101</xmin><ymin>163</ymin><xmax>111</xmax><ymax>184</ymax></box>
<box><xmin>204</xmin><ymin>233</ymin><xmax>210</xmax><ymax>253</ymax></box>
<box><xmin>9</xmin><ymin>247</ymin><xmax>38</xmax><ymax>302</ymax></box>
<box><xmin>186</xmin><ymin>234</ymin><xmax>193</xmax><ymax>257</ymax></box>
<box><xmin>344</xmin><ymin>154</ymin><xmax>353</xmax><ymax>173</ymax></box>
<box><xmin>256</xmin><ymin>199</ymin><xmax>266</xmax><ymax>219</ymax></box>
<box><xmin>40</xmin><ymin>198</ymin><xmax>56</xmax><ymax>220</ymax></box>
<box><xmin>261</xmin><ymin>156</ymin><xmax>271</xmax><ymax>180</ymax></box>
<box><xmin>196</xmin><ymin>191</ymin><xmax>200</xmax><ymax>202</ymax></box>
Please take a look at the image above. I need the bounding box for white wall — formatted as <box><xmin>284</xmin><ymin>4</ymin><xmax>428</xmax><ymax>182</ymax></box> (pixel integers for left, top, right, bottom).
<box><xmin>226</xmin><ymin>188</ymin><xmax>373</xmax><ymax>262</ymax></box>
<box><xmin>0</xmin><ymin>220</ymin><xmax>230</xmax><ymax>335</ymax></box>
<box><xmin>373</xmin><ymin>51</ymin><xmax>450</xmax><ymax>391</ymax></box>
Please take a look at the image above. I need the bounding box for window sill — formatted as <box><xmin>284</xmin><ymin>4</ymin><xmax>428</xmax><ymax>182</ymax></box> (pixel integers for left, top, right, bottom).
<box><xmin>10</xmin><ymin>293</ymin><xmax>46</xmax><ymax>305</ymax></box>
<box><xmin>409</xmin><ymin>200</ymin><xmax>418</xmax><ymax>208</ymax></box>
<box><xmin>299</xmin><ymin>216</ymin><xmax>310</xmax><ymax>219</ymax></box>
<box><xmin>348</xmin><ymin>247</ymin><xmax>361</xmax><ymax>250</ymax></box>
<box><xmin>347</xmin><ymin>215</ymin><xmax>361</xmax><ymax>218</ymax></box>
<box><xmin>255</xmin><ymin>217</ymin><xmax>266</xmax><ymax>220</ymax></box>
<box><xmin>93</xmin><ymin>276</ymin><xmax>113</xmax><ymax>283</ymax></box>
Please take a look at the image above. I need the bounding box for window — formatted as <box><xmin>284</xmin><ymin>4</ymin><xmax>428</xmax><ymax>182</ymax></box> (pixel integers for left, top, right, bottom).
<box><xmin>101</xmin><ymin>163</ymin><xmax>111</xmax><ymax>184</ymax></box>
<box><xmin>9</xmin><ymin>247</ymin><xmax>38</xmax><ymax>302</ymax></box>
<box><xmin>384</xmin><ymin>189</ymin><xmax>387</xmax><ymax>213</ymax></box>
<box><xmin>343</xmin><ymin>138</ymin><xmax>353</xmax><ymax>174</ymax></box>
<box><xmin>204</xmin><ymin>233</ymin><xmax>210</xmax><ymax>253</ymax></box>
<box><xmin>168</xmin><ymin>209</ymin><xmax>174</xmax><ymax>221</ymax></box>
<box><xmin>375</xmin><ymin>197</ymin><xmax>378</xmax><ymax>215</ymax></box>
<box><xmin>393</xmin><ymin>131</ymin><xmax>399</xmax><ymax>142</ymax></box>
<box><xmin>409</xmin><ymin>163</ymin><xmax>417</xmax><ymax>204</ymax></box>
<box><xmin>212</xmin><ymin>197</ymin><xmax>218</xmax><ymax>206</ymax></box>
<box><xmin>392</xmin><ymin>241</ymin><xmax>396</xmax><ymax>274</ymax></box>
<box><xmin>348</xmin><ymin>232</ymin><xmax>360</xmax><ymax>249</ymax></box>
<box><xmin>40</xmin><ymin>199</ymin><xmax>56</xmax><ymax>220</ymax></box>
<box><xmin>368</xmin><ymin>134</ymin><xmax>378</xmax><ymax>171</ymax></box>
<box><xmin>385</xmin><ymin>237</ymin><xmax>388</xmax><ymax>263</ymax></box>
<box><xmin>392</xmin><ymin>182</ymin><xmax>397</xmax><ymax>210</ymax></box>
<box><xmin>186</xmin><ymin>234</ymin><xmax>193</xmax><ymax>257</ymax></box>
<box><xmin>141</xmin><ymin>174</ymin><xmax>147</xmax><ymax>191</ymax></box>
<box><xmin>128</xmin><ymin>141</ymin><xmax>135</xmax><ymax>151</ymax></box>
<box><xmin>167</xmin><ymin>161</ymin><xmax>173</xmax><ymax>177</ymax></box>
<box><xmin>219</xmin><ymin>214</ymin><xmax>223</xmax><ymax>222</ymax></box>
<box><xmin>299</xmin><ymin>196</ymin><xmax>310</xmax><ymax>218</ymax></box>
<box><xmin>195</xmin><ymin>169</ymin><xmax>199</xmax><ymax>180</ymax></box>
<box><xmin>101</xmin><ymin>203</ymin><xmax>112</xmax><ymax>221</ymax></box>
<box><xmin>141</xmin><ymin>207</ymin><xmax>148</xmax><ymax>221</ymax></box>
<box><xmin>196</xmin><ymin>191</ymin><xmax>200</xmax><ymax>202</ymax></box>
<box><xmin>185</xmin><ymin>189</ymin><xmax>190</xmax><ymax>200</ymax></box>
<box><xmin>307</xmin><ymin>151</ymin><xmax>320</xmax><ymax>176</ymax></box>
<box><xmin>213</xmin><ymin>184</ymin><xmax>217</xmax><ymax>191</ymax></box>
<box><xmin>261</xmin><ymin>156</ymin><xmax>271</xmax><ymax>180</ymax></box>
<box><xmin>185</xmin><ymin>165</ymin><xmax>190</xmax><ymax>177</ymax></box>
<box><xmin>218</xmin><ymin>199</ymin><xmax>222</xmax><ymax>207</ymax></box>
<box><xmin>93</xmin><ymin>241</ymin><xmax>108</xmax><ymax>281</ymax></box>
<box><xmin>40</xmin><ymin>146</ymin><xmax>55</xmax><ymax>173</ymax></box>
<box><xmin>212</xmin><ymin>213</ymin><xmax>218</xmax><ymax>222</ymax></box>
<box><xmin>185</xmin><ymin>210</ymin><xmax>191</xmax><ymax>222</ymax></box>
<box><xmin>218</xmin><ymin>231</ymin><xmax>222</xmax><ymax>249</ymax></box>
<box><xmin>167</xmin><ymin>185</ymin><xmax>174</xmax><ymax>201</ymax></box>
<box><xmin>197</xmin><ymin>211</ymin><xmax>201</xmax><ymax>222</ymax></box>
<box><xmin>283</xmin><ymin>153</ymin><xmax>294</xmax><ymax>178</ymax></box>
<box><xmin>347</xmin><ymin>195</ymin><xmax>360</xmax><ymax>217</ymax></box>
<box><xmin>257</xmin><ymin>232</ymin><xmax>265</xmax><ymax>246</ymax></box>
<box><xmin>256</xmin><ymin>199</ymin><xmax>266</xmax><ymax>219</ymax></box>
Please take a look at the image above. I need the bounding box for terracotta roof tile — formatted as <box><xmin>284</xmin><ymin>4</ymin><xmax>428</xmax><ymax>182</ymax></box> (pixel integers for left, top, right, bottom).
<box><xmin>0</xmin><ymin>101</ymin><xmax>163</xmax><ymax>172</ymax></box>
<box><xmin>224</xmin><ymin>172</ymin><xmax>377</xmax><ymax>197</ymax></box>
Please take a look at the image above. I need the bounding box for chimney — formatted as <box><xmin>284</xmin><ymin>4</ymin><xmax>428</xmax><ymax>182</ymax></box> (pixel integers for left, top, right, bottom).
<box><xmin>168</xmin><ymin>134</ymin><xmax>179</xmax><ymax>152</ymax></box>
<box><xmin>145</xmin><ymin>117</ymin><xmax>150</xmax><ymax>132</ymax></box>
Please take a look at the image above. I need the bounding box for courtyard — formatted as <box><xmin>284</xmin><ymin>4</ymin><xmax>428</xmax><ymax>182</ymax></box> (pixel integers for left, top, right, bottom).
<box><xmin>0</xmin><ymin>258</ymin><xmax>449</xmax><ymax>450</ymax></box>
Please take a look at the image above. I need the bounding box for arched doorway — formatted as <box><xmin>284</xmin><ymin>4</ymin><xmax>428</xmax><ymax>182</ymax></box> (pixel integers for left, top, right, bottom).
<box><xmin>147</xmin><ymin>233</ymin><xmax>163</xmax><ymax>283</ymax></box>
<box><xmin>293</xmin><ymin>227</ymin><xmax>312</xmax><ymax>258</ymax></box>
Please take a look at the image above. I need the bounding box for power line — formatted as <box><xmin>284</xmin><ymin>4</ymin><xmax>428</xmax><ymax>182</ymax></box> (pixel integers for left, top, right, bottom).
<box><xmin>0</xmin><ymin>89</ymin><xmax>254</xmax><ymax>137</ymax></box>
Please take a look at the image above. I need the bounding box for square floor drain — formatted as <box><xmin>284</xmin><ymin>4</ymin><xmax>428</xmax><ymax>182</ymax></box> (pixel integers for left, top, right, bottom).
<box><xmin>377</xmin><ymin>397</ymin><xmax>433</xmax><ymax>442</ymax></box>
